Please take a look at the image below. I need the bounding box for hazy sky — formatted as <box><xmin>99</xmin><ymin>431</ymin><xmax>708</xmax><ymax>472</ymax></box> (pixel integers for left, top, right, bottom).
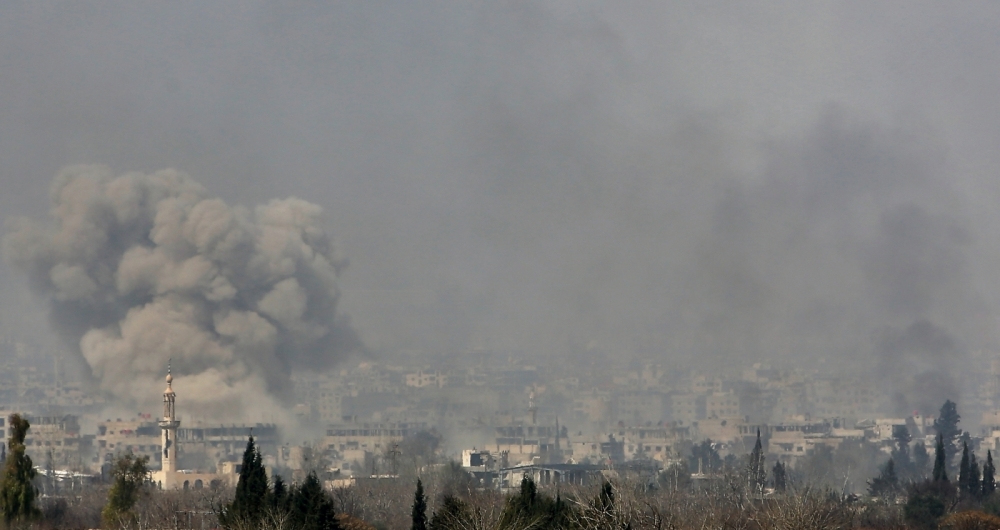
<box><xmin>3</xmin><ymin>3</ymin><xmax>1000</xmax><ymax>410</ymax></box>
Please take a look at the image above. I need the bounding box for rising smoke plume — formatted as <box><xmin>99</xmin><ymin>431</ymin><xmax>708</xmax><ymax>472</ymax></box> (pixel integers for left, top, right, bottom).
<box><xmin>3</xmin><ymin>165</ymin><xmax>361</xmax><ymax>420</ymax></box>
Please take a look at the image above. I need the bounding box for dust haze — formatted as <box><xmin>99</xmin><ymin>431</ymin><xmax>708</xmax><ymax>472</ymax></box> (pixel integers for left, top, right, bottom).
<box><xmin>2</xmin><ymin>3</ymin><xmax>1000</xmax><ymax>418</ymax></box>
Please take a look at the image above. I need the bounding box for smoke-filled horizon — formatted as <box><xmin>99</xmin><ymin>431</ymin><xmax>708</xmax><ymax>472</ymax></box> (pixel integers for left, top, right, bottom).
<box><xmin>3</xmin><ymin>3</ymin><xmax>1000</xmax><ymax>417</ymax></box>
<box><xmin>3</xmin><ymin>167</ymin><xmax>362</xmax><ymax>420</ymax></box>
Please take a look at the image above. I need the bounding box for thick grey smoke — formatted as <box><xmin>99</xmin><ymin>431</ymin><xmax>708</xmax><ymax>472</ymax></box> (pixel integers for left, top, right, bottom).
<box><xmin>876</xmin><ymin>320</ymin><xmax>961</xmax><ymax>417</ymax></box>
<box><xmin>2</xmin><ymin>3</ymin><xmax>999</xmax><ymax>423</ymax></box>
<box><xmin>3</xmin><ymin>165</ymin><xmax>361</xmax><ymax>419</ymax></box>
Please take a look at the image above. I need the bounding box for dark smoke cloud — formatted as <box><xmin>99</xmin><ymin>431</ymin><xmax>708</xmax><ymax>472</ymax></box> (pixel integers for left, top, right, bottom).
<box><xmin>877</xmin><ymin>320</ymin><xmax>961</xmax><ymax>417</ymax></box>
<box><xmin>0</xmin><ymin>3</ymin><xmax>998</xmax><ymax>422</ymax></box>
<box><xmin>3</xmin><ymin>166</ymin><xmax>361</xmax><ymax>419</ymax></box>
<box><xmin>452</xmin><ymin>76</ymin><xmax>984</xmax><ymax>372</ymax></box>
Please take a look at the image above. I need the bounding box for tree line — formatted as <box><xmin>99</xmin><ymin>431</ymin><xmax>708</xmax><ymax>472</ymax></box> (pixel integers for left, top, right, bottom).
<box><xmin>4</xmin><ymin>400</ymin><xmax>1000</xmax><ymax>529</ymax></box>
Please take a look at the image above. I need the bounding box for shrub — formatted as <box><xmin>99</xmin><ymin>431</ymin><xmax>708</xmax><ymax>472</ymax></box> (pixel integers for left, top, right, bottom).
<box><xmin>939</xmin><ymin>510</ymin><xmax>1000</xmax><ymax>530</ymax></box>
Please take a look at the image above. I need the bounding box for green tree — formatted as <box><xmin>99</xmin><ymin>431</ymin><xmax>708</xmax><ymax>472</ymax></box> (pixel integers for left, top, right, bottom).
<box><xmin>799</xmin><ymin>444</ymin><xmax>837</xmax><ymax>487</ymax></box>
<box><xmin>892</xmin><ymin>425</ymin><xmax>914</xmax><ymax>479</ymax></box>
<box><xmin>772</xmin><ymin>461</ymin><xmax>787</xmax><ymax>493</ymax></box>
<box><xmin>908</xmin><ymin>441</ymin><xmax>958</xmax><ymax>529</ymax></box>
<box><xmin>428</xmin><ymin>495</ymin><xmax>468</xmax><ymax>530</ymax></box>
<box><xmin>935</xmin><ymin>400</ymin><xmax>961</xmax><ymax>470</ymax></box>
<box><xmin>102</xmin><ymin>452</ymin><xmax>150</xmax><ymax>527</ymax></box>
<box><xmin>970</xmin><ymin>452</ymin><xmax>982</xmax><ymax>500</ymax></box>
<box><xmin>437</xmin><ymin>461</ymin><xmax>475</xmax><ymax>495</ymax></box>
<box><xmin>659</xmin><ymin>462</ymin><xmax>692</xmax><ymax>492</ymax></box>
<box><xmin>933</xmin><ymin>435</ymin><xmax>949</xmax><ymax>483</ymax></box>
<box><xmin>0</xmin><ymin>414</ymin><xmax>39</xmax><ymax>524</ymax></box>
<box><xmin>688</xmin><ymin>439</ymin><xmax>723</xmax><ymax>473</ymax></box>
<box><xmin>597</xmin><ymin>481</ymin><xmax>614</xmax><ymax>513</ymax></box>
<box><xmin>516</xmin><ymin>475</ymin><xmax>538</xmax><ymax>512</ymax></box>
<box><xmin>984</xmin><ymin>450</ymin><xmax>996</xmax><ymax>498</ymax></box>
<box><xmin>747</xmin><ymin>429</ymin><xmax>766</xmax><ymax>494</ymax></box>
<box><xmin>290</xmin><ymin>471</ymin><xmax>340</xmax><ymax>530</ymax></box>
<box><xmin>501</xmin><ymin>475</ymin><xmax>543</xmax><ymax>526</ymax></box>
<box><xmin>960</xmin><ymin>441</ymin><xmax>972</xmax><ymax>495</ymax></box>
<box><xmin>220</xmin><ymin>434</ymin><xmax>270</xmax><ymax>528</ymax></box>
<box><xmin>868</xmin><ymin>458</ymin><xmax>900</xmax><ymax>498</ymax></box>
<box><xmin>498</xmin><ymin>476</ymin><xmax>576</xmax><ymax>529</ymax></box>
<box><xmin>268</xmin><ymin>474</ymin><xmax>290</xmax><ymax>514</ymax></box>
<box><xmin>547</xmin><ymin>494</ymin><xmax>574</xmax><ymax>530</ymax></box>
<box><xmin>411</xmin><ymin>478</ymin><xmax>427</xmax><ymax>530</ymax></box>
<box><xmin>904</xmin><ymin>491</ymin><xmax>947</xmax><ymax>530</ymax></box>
<box><xmin>914</xmin><ymin>441</ymin><xmax>931</xmax><ymax>478</ymax></box>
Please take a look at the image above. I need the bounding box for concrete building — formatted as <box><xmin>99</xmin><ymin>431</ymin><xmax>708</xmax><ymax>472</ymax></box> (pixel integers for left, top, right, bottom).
<box><xmin>671</xmin><ymin>394</ymin><xmax>706</xmax><ymax>425</ymax></box>
<box><xmin>615</xmin><ymin>392</ymin><xmax>667</xmax><ymax>425</ymax></box>
<box><xmin>493</xmin><ymin>421</ymin><xmax>564</xmax><ymax>466</ymax></box>
<box><xmin>573</xmin><ymin>389</ymin><xmax>611</xmax><ymax>424</ymax></box>
<box><xmin>177</xmin><ymin>422</ymin><xmax>278</xmax><ymax>468</ymax></box>
<box><xmin>498</xmin><ymin>463</ymin><xmax>604</xmax><ymax>492</ymax></box>
<box><xmin>323</xmin><ymin>420</ymin><xmax>427</xmax><ymax>454</ymax></box>
<box><xmin>22</xmin><ymin>414</ymin><xmax>91</xmax><ymax>471</ymax></box>
<box><xmin>706</xmin><ymin>392</ymin><xmax>741</xmax><ymax>420</ymax></box>
<box><xmin>96</xmin><ymin>417</ymin><xmax>161</xmax><ymax>470</ymax></box>
<box><xmin>618</xmin><ymin>424</ymin><xmax>678</xmax><ymax>463</ymax></box>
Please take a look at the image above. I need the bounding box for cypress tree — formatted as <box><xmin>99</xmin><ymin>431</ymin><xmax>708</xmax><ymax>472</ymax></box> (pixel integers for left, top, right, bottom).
<box><xmin>411</xmin><ymin>478</ymin><xmax>427</xmax><ymax>530</ymax></box>
<box><xmin>0</xmin><ymin>414</ymin><xmax>39</xmax><ymax>524</ymax></box>
<box><xmin>221</xmin><ymin>434</ymin><xmax>270</xmax><ymax>528</ymax></box>
<box><xmin>970</xmin><ymin>452</ymin><xmax>981</xmax><ymax>499</ymax></box>
<box><xmin>772</xmin><ymin>461</ymin><xmax>787</xmax><ymax>493</ymax></box>
<box><xmin>984</xmin><ymin>450</ymin><xmax>996</xmax><ymax>497</ymax></box>
<box><xmin>868</xmin><ymin>458</ymin><xmax>899</xmax><ymax>498</ymax></box>
<box><xmin>959</xmin><ymin>441</ymin><xmax>971</xmax><ymax>494</ymax></box>
<box><xmin>748</xmin><ymin>429</ymin><xmax>766</xmax><ymax>494</ymax></box>
<box><xmin>933</xmin><ymin>434</ymin><xmax>949</xmax><ymax>483</ymax></box>
<box><xmin>269</xmin><ymin>475</ymin><xmax>289</xmax><ymax>513</ymax></box>
<box><xmin>934</xmin><ymin>400</ymin><xmax>961</xmax><ymax>470</ymax></box>
<box><xmin>598</xmin><ymin>481</ymin><xmax>614</xmax><ymax>513</ymax></box>
<box><xmin>290</xmin><ymin>471</ymin><xmax>340</xmax><ymax>530</ymax></box>
<box><xmin>498</xmin><ymin>475</ymin><xmax>576</xmax><ymax>529</ymax></box>
<box><xmin>892</xmin><ymin>426</ymin><xmax>914</xmax><ymax>479</ymax></box>
<box><xmin>548</xmin><ymin>493</ymin><xmax>574</xmax><ymax>529</ymax></box>
<box><xmin>515</xmin><ymin>475</ymin><xmax>539</xmax><ymax>514</ymax></box>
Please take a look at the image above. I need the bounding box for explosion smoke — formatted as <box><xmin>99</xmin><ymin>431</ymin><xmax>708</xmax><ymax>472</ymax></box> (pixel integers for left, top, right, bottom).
<box><xmin>3</xmin><ymin>165</ymin><xmax>362</xmax><ymax>419</ymax></box>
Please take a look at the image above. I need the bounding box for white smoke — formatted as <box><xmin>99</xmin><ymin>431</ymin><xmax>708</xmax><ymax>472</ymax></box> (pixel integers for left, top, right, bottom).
<box><xmin>3</xmin><ymin>165</ymin><xmax>362</xmax><ymax>419</ymax></box>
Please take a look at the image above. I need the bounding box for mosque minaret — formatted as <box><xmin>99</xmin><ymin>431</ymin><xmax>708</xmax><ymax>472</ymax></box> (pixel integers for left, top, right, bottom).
<box><xmin>151</xmin><ymin>363</ymin><xmax>251</xmax><ymax>489</ymax></box>
<box><xmin>158</xmin><ymin>361</ymin><xmax>180</xmax><ymax>474</ymax></box>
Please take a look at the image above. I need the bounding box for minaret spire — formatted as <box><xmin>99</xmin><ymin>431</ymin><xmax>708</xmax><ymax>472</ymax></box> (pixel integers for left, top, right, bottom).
<box><xmin>159</xmin><ymin>360</ymin><xmax>180</xmax><ymax>473</ymax></box>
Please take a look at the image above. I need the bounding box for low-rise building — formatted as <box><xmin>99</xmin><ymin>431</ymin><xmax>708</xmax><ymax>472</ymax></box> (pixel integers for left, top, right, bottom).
<box><xmin>615</xmin><ymin>392</ymin><xmax>667</xmax><ymax>425</ymax></box>
<box><xmin>323</xmin><ymin>420</ymin><xmax>428</xmax><ymax>453</ymax></box>
<box><xmin>706</xmin><ymin>392</ymin><xmax>741</xmax><ymax>420</ymax></box>
<box><xmin>22</xmin><ymin>414</ymin><xmax>91</xmax><ymax>471</ymax></box>
<box><xmin>671</xmin><ymin>394</ymin><xmax>706</xmax><ymax>425</ymax></box>
<box><xmin>96</xmin><ymin>417</ymin><xmax>161</xmax><ymax>470</ymax></box>
<box><xmin>405</xmin><ymin>370</ymin><xmax>449</xmax><ymax>388</ymax></box>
